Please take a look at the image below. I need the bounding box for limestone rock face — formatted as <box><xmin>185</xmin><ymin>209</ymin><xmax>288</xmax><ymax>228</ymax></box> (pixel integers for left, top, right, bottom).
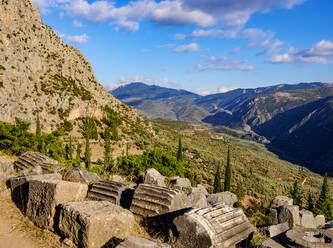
<box><xmin>65</xmin><ymin>168</ymin><xmax>100</xmax><ymax>184</ymax></box>
<box><xmin>130</xmin><ymin>184</ymin><xmax>191</xmax><ymax>217</ymax></box>
<box><xmin>58</xmin><ymin>201</ymin><xmax>135</xmax><ymax>248</ymax></box>
<box><xmin>271</xmin><ymin>196</ymin><xmax>293</xmax><ymax>208</ymax></box>
<box><xmin>314</xmin><ymin>215</ymin><xmax>325</xmax><ymax>228</ymax></box>
<box><xmin>299</xmin><ymin>209</ymin><xmax>316</xmax><ymax>228</ymax></box>
<box><xmin>87</xmin><ymin>180</ymin><xmax>130</xmax><ymax>207</ymax></box>
<box><xmin>10</xmin><ymin>173</ymin><xmax>62</xmax><ymax>211</ymax></box>
<box><xmin>14</xmin><ymin>152</ymin><xmax>58</xmax><ymax>173</ymax></box>
<box><xmin>279</xmin><ymin>205</ymin><xmax>300</xmax><ymax>228</ymax></box>
<box><xmin>206</xmin><ymin>191</ymin><xmax>237</xmax><ymax>206</ymax></box>
<box><xmin>173</xmin><ymin>204</ymin><xmax>254</xmax><ymax>248</ymax></box>
<box><xmin>116</xmin><ymin>236</ymin><xmax>171</xmax><ymax>248</ymax></box>
<box><xmin>26</xmin><ymin>178</ymin><xmax>88</xmax><ymax>229</ymax></box>
<box><xmin>144</xmin><ymin>168</ymin><xmax>166</xmax><ymax>187</ymax></box>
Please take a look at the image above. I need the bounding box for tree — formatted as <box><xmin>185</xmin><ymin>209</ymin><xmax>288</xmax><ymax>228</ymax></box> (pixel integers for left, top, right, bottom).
<box><xmin>75</xmin><ymin>143</ymin><xmax>82</xmax><ymax>167</ymax></box>
<box><xmin>35</xmin><ymin>113</ymin><xmax>42</xmax><ymax>152</ymax></box>
<box><xmin>224</xmin><ymin>148</ymin><xmax>232</xmax><ymax>191</ymax></box>
<box><xmin>69</xmin><ymin>136</ymin><xmax>73</xmax><ymax>160</ymax></box>
<box><xmin>314</xmin><ymin>173</ymin><xmax>332</xmax><ymax>221</ymax></box>
<box><xmin>103</xmin><ymin>127</ymin><xmax>112</xmax><ymax>171</ymax></box>
<box><xmin>213</xmin><ymin>164</ymin><xmax>222</xmax><ymax>193</ymax></box>
<box><xmin>307</xmin><ymin>193</ymin><xmax>315</xmax><ymax>212</ymax></box>
<box><xmin>290</xmin><ymin>180</ymin><xmax>302</xmax><ymax>207</ymax></box>
<box><xmin>111</xmin><ymin>121</ymin><xmax>119</xmax><ymax>141</ymax></box>
<box><xmin>84</xmin><ymin>134</ymin><xmax>91</xmax><ymax>169</ymax></box>
<box><xmin>177</xmin><ymin>135</ymin><xmax>183</xmax><ymax>162</ymax></box>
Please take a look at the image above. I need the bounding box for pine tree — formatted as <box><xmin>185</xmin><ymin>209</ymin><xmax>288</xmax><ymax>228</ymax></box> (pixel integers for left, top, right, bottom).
<box><xmin>35</xmin><ymin>113</ymin><xmax>42</xmax><ymax>152</ymax></box>
<box><xmin>213</xmin><ymin>164</ymin><xmax>222</xmax><ymax>193</ymax></box>
<box><xmin>307</xmin><ymin>193</ymin><xmax>314</xmax><ymax>212</ymax></box>
<box><xmin>177</xmin><ymin>135</ymin><xmax>183</xmax><ymax>162</ymax></box>
<box><xmin>111</xmin><ymin>121</ymin><xmax>119</xmax><ymax>141</ymax></box>
<box><xmin>75</xmin><ymin>143</ymin><xmax>82</xmax><ymax>167</ymax></box>
<box><xmin>290</xmin><ymin>180</ymin><xmax>302</xmax><ymax>207</ymax></box>
<box><xmin>314</xmin><ymin>173</ymin><xmax>333</xmax><ymax>221</ymax></box>
<box><xmin>103</xmin><ymin>127</ymin><xmax>112</xmax><ymax>171</ymax></box>
<box><xmin>84</xmin><ymin>134</ymin><xmax>91</xmax><ymax>169</ymax></box>
<box><xmin>69</xmin><ymin>136</ymin><xmax>73</xmax><ymax>160</ymax></box>
<box><xmin>224</xmin><ymin>148</ymin><xmax>232</xmax><ymax>191</ymax></box>
<box><xmin>126</xmin><ymin>143</ymin><xmax>129</xmax><ymax>156</ymax></box>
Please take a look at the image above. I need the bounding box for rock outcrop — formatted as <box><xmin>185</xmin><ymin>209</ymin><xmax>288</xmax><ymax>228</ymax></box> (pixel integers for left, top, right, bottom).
<box><xmin>58</xmin><ymin>201</ymin><xmax>135</xmax><ymax>248</ymax></box>
<box><xmin>173</xmin><ymin>204</ymin><xmax>254</xmax><ymax>248</ymax></box>
<box><xmin>130</xmin><ymin>184</ymin><xmax>191</xmax><ymax>217</ymax></box>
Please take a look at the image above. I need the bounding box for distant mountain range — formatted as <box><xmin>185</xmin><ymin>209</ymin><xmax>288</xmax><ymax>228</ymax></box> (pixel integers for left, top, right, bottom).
<box><xmin>111</xmin><ymin>82</ymin><xmax>333</xmax><ymax>176</ymax></box>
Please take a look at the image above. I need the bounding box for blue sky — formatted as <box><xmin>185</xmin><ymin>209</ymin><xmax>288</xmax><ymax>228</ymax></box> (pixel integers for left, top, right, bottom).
<box><xmin>33</xmin><ymin>0</ymin><xmax>333</xmax><ymax>95</ymax></box>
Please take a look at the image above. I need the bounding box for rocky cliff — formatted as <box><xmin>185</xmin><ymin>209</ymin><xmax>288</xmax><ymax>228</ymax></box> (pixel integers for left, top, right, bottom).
<box><xmin>0</xmin><ymin>0</ymin><xmax>141</xmax><ymax>133</ymax></box>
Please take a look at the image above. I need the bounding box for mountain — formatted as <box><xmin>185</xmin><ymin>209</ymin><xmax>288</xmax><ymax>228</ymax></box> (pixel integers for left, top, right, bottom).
<box><xmin>0</xmin><ymin>0</ymin><xmax>143</xmax><ymax>133</ymax></box>
<box><xmin>111</xmin><ymin>82</ymin><xmax>209</xmax><ymax>122</ymax></box>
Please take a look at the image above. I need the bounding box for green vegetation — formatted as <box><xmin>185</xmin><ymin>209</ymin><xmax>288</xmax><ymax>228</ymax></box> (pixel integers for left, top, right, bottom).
<box><xmin>102</xmin><ymin>106</ymin><xmax>121</xmax><ymax>141</ymax></box>
<box><xmin>224</xmin><ymin>148</ymin><xmax>232</xmax><ymax>191</ymax></box>
<box><xmin>314</xmin><ymin>173</ymin><xmax>332</xmax><ymax>220</ymax></box>
<box><xmin>75</xmin><ymin>143</ymin><xmax>82</xmax><ymax>167</ymax></box>
<box><xmin>307</xmin><ymin>193</ymin><xmax>314</xmax><ymax>212</ymax></box>
<box><xmin>117</xmin><ymin>149</ymin><xmax>193</xmax><ymax>183</ymax></box>
<box><xmin>35</xmin><ymin>114</ymin><xmax>42</xmax><ymax>152</ymax></box>
<box><xmin>290</xmin><ymin>180</ymin><xmax>302</xmax><ymax>207</ymax></box>
<box><xmin>103</xmin><ymin>127</ymin><xmax>113</xmax><ymax>171</ymax></box>
<box><xmin>0</xmin><ymin>65</ymin><xmax>6</xmax><ymax>70</ymax></box>
<box><xmin>213</xmin><ymin>165</ymin><xmax>222</xmax><ymax>193</ymax></box>
<box><xmin>177</xmin><ymin>135</ymin><xmax>183</xmax><ymax>162</ymax></box>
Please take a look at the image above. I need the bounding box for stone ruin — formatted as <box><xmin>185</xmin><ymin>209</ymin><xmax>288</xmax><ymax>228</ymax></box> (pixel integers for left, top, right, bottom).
<box><xmin>14</xmin><ymin>152</ymin><xmax>59</xmax><ymax>173</ymax></box>
<box><xmin>174</xmin><ymin>203</ymin><xmax>254</xmax><ymax>248</ymax></box>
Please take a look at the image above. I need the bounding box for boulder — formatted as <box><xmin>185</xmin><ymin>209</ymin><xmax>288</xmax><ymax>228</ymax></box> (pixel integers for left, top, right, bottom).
<box><xmin>58</xmin><ymin>201</ymin><xmax>135</xmax><ymax>248</ymax></box>
<box><xmin>112</xmin><ymin>175</ymin><xmax>125</xmax><ymax>183</ymax></box>
<box><xmin>299</xmin><ymin>209</ymin><xmax>316</xmax><ymax>228</ymax></box>
<box><xmin>116</xmin><ymin>236</ymin><xmax>170</xmax><ymax>248</ymax></box>
<box><xmin>173</xmin><ymin>204</ymin><xmax>254</xmax><ymax>248</ymax></box>
<box><xmin>0</xmin><ymin>160</ymin><xmax>14</xmax><ymax>187</ymax></box>
<box><xmin>130</xmin><ymin>184</ymin><xmax>191</xmax><ymax>217</ymax></box>
<box><xmin>269</xmin><ymin>207</ymin><xmax>279</xmax><ymax>225</ymax></box>
<box><xmin>196</xmin><ymin>184</ymin><xmax>209</xmax><ymax>195</ymax></box>
<box><xmin>64</xmin><ymin>168</ymin><xmax>100</xmax><ymax>184</ymax></box>
<box><xmin>265</xmin><ymin>222</ymin><xmax>289</xmax><ymax>238</ymax></box>
<box><xmin>206</xmin><ymin>191</ymin><xmax>237</xmax><ymax>206</ymax></box>
<box><xmin>278</xmin><ymin>205</ymin><xmax>300</xmax><ymax>228</ymax></box>
<box><xmin>87</xmin><ymin>180</ymin><xmax>133</xmax><ymax>208</ymax></box>
<box><xmin>26</xmin><ymin>178</ymin><xmax>88</xmax><ymax>230</ymax></box>
<box><xmin>144</xmin><ymin>168</ymin><xmax>166</xmax><ymax>187</ymax></box>
<box><xmin>170</xmin><ymin>177</ymin><xmax>191</xmax><ymax>190</ymax></box>
<box><xmin>271</xmin><ymin>196</ymin><xmax>293</xmax><ymax>208</ymax></box>
<box><xmin>315</xmin><ymin>215</ymin><xmax>325</xmax><ymax>228</ymax></box>
<box><xmin>187</xmin><ymin>186</ymin><xmax>208</xmax><ymax>208</ymax></box>
<box><xmin>10</xmin><ymin>173</ymin><xmax>62</xmax><ymax>211</ymax></box>
<box><xmin>14</xmin><ymin>152</ymin><xmax>58</xmax><ymax>173</ymax></box>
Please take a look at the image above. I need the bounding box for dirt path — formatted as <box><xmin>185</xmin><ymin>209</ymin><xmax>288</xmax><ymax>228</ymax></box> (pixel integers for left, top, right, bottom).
<box><xmin>0</xmin><ymin>216</ymin><xmax>39</xmax><ymax>248</ymax></box>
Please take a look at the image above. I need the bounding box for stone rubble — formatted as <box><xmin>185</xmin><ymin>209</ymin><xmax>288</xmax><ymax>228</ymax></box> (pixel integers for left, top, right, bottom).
<box><xmin>206</xmin><ymin>191</ymin><xmax>238</xmax><ymax>207</ymax></box>
<box><xmin>144</xmin><ymin>168</ymin><xmax>166</xmax><ymax>187</ymax></box>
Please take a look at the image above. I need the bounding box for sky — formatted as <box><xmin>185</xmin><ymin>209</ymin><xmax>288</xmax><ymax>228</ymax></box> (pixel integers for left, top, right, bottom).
<box><xmin>32</xmin><ymin>0</ymin><xmax>333</xmax><ymax>95</ymax></box>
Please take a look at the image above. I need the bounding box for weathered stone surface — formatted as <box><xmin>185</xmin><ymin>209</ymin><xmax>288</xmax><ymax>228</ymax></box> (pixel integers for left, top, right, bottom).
<box><xmin>206</xmin><ymin>191</ymin><xmax>237</xmax><ymax>206</ymax></box>
<box><xmin>196</xmin><ymin>184</ymin><xmax>209</xmax><ymax>195</ymax></box>
<box><xmin>116</xmin><ymin>236</ymin><xmax>171</xmax><ymax>248</ymax></box>
<box><xmin>26</xmin><ymin>178</ymin><xmax>88</xmax><ymax>229</ymax></box>
<box><xmin>284</xmin><ymin>227</ymin><xmax>333</xmax><ymax>247</ymax></box>
<box><xmin>315</xmin><ymin>215</ymin><xmax>326</xmax><ymax>228</ymax></box>
<box><xmin>130</xmin><ymin>184</ymin><xmax>191</xmax><ymax>217</ymax></box>
<box><xmin>187</xmin><ymin>186</ymin><xmax>208</xmax><ymax>208</ymax></box>
<box><xmin>18</xmin><ymin>166</ymin><xmax>43</xmax><ymax>177</ymax></box>
<box><xmin>170</xmin><ymin>177</ymin><xmax>191</xmax><ymax>190</ymax></box>
<box><xmin>14</xmin><ymin>152</ymin><xmax>59</xmax><ymax>173</ymax></box>
<box><xmin>112</xmin><ymin>175</ymin><xmax>125</xmax><ymax>183</ymax></box>
<box><xmin>269</xmin><ymin>207</ymin><xmax>279</xmax><ymax>225</ymax></box>
<box><xmin>65</xmin><ymin>168</ymin><xmax>100</xmax><ymax>184</ymax></box>
<box><xmin>266</xmin><ymin>222</ymin><xmax>289</xmax><ymax>238</ymax></box>
<box><xmin>144</xmin><ymin>168</ymin><xmax>166</xmax><ymax>187</ymax></box>
<box><xmin>87</xmin><ymin>180</ymin><xmax>131</xmax><ymax>207</ymax></box>
<box><xmin>0</xmin><ymin>159</ymin><xmax>14</xmax><ymax>186</ymax></box>
<box><xmin>58</xmin><ymin>201</ymin><xmax>135</xmax><ymax>248</ymax></box>
<box><xmin>174</xmin><ymin>204</ymin><xmax>254</xmax><ymax>248</ymax></box>
<box><xmin>300</xmin><ymin>209</ymin><xmax>316</xmax><ymax>228</ymax></box>
<box><xmin>10</xmin><ymin>173</ymin><xmax>62</xmax><ymax>210</ymax></box>
<box><xmin>279</xmin><ymin>205</ymin><xmax>300</xmax><ymax>228</ymax></box>
<box><xmin>260</xmin><ymin>238</ymin><xmax>285</xmax><ymax>248</ymax></box>
<box><xmin>271</xmin><ymin>196</ymin><xmax>293</xmax><ymax>208</ymax></box>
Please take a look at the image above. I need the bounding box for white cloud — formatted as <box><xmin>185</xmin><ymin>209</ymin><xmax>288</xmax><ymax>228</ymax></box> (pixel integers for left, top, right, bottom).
<box><xmin>67</xmin><ymin>33</ymin><xmax>88</xmax><ymax>43</ymax></box>
<box><xmin>118</xmin><ymin>76</ymin><xmax>171</xmax><ymax>85</ymax></box>
<box><xmin>174</xmin><ymin>33</ymin><xmax>186</xmax><ymax>40</ymax></box>
<box><xmin>111</xmin><ymin>19</ymin><xmax>139</xmax><ymax>32</ymax></box>
<box><xmin>269</xmin><ymin>40</ymin><xmax>333</xmax><ymax>64</ymax></box>
<box><xmin>192</xmin><ymin>86</ymin><xmax>236</xmax><ymax>95</ymax></box>
<box><xmin>158</xmin><ymin>43</ymin><xmax>175</xmax><ymax>48</ymax></box>
<box><xmin>72</xmin><ymin>20</ymin><xmax>83</xmax><ymax>27</ymax></box>
<box><xmin>231</xmin><ymin>47</ymin><xmax>240</xmax><ymax>54</ymax></box>
<box><xmin>174</xmin><ymin>43</ymin><xmax>200</xmax><ymax>52</ymax></box>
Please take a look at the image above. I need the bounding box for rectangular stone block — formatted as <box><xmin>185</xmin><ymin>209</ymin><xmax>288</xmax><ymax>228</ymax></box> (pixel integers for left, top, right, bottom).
<box><xmin>26</xmin><ymin>178</ymin><xmax>88</xmax><ymax>230</ymax></box>
<box><xmin>58</xmin><ymin>201</ymin><xmax>135</xmax><ymax>248</ymax></box>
